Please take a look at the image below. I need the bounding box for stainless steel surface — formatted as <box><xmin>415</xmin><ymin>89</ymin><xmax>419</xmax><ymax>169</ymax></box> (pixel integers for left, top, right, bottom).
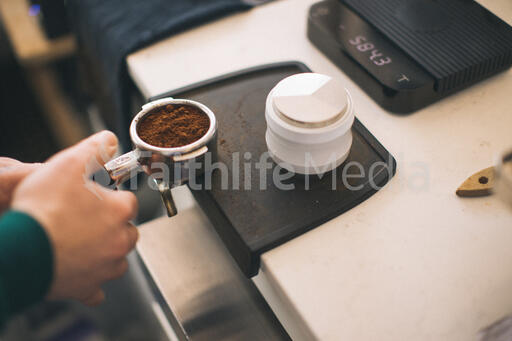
<box><xmin>136</xmin><ymin>186</ymin><xmax>290</xmax><ymax>341</ymax></box>
<box><xmin>104</xmin><ymin>97</ymin><xmax>218</xmax><ymax>217</ymax></box>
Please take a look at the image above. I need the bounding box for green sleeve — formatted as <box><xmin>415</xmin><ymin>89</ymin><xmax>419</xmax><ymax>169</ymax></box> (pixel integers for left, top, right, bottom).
<box><xmin>0</xmin><ymin>211</ymin><xmax>54</xmax><ymax>327</ymax></box>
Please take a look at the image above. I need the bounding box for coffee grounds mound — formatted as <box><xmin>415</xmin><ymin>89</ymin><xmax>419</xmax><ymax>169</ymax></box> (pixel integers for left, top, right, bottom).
<box><xmin>137</xmin><ymin>104</ymin><xmax>210</xmax><ymax>148</ymax></box>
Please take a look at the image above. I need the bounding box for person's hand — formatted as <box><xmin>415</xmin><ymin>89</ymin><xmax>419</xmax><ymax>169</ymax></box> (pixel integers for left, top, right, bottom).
<box><xmin>11</xmin><ymin>131</ymin><xmax>139</xmax><ymax>306</ymax></box>
<box><xmin>0</xmin><ymin>158</ymin><xmax>41</xmax><ymax>214</ymax></box>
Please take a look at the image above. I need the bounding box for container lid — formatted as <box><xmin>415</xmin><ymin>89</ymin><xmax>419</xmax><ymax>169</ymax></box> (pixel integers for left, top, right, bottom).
<box><xmin>272</xmin><ymin>73</ymin><xmax>348</xmax><ymax>128</ymax></box>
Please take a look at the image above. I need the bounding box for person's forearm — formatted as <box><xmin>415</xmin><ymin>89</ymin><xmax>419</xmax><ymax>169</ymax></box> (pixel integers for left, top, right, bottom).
<box><xmin>0</xmin><ymin>211</ymin><xmax>53</xmax><ymax>327</ymax></box>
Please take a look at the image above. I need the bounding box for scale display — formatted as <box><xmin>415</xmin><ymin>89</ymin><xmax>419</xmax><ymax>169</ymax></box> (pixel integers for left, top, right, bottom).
<box><xmin>308</xmin><ymin>0</ymin><xmax>512</xmax><ymax>113</ymax></box>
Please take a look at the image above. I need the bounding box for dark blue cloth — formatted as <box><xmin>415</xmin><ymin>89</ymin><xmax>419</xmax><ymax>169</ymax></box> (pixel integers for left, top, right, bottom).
<box><xmin>67</xmin><ymin>0</ymin><xmax>253</xmax><ymax>148</ymax></box>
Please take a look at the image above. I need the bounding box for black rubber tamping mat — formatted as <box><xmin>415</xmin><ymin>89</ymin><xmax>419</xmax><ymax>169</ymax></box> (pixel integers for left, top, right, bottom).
<box><xmin>151</xmin><ymin>62</ymin><xmax>396</xmax><ymax>277</ymax></box>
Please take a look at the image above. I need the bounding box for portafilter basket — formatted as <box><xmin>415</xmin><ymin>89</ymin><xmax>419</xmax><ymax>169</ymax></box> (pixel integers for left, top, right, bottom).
<box><xmin>104</xmin><ymin>97</ymin><xmax>218</xmax><ymax>217</ymax></box>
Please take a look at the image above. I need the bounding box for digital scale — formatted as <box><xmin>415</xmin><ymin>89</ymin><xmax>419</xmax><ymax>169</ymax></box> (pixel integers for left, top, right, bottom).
<box><xmin>308</xmin><ymin>0</ymin><xmax>512</xmax><ymax>113</ymax></box>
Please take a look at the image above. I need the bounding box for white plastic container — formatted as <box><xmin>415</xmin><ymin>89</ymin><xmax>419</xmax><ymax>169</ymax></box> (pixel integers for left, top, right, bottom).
<box><xmin>265</xmin><ymin>73</ymin><xmax>355</xmax><ymax>175</ymax></box>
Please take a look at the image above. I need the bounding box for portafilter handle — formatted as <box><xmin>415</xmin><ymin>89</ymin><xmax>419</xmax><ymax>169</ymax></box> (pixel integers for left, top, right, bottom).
<box><xmin>104</xmin><ymin>150</ymin><xmax>141</xmax><ymax>186</ymax></box>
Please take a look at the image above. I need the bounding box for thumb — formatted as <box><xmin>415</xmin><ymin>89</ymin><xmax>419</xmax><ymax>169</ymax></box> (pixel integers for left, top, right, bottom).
<box><xmin>51</xmin><ymin>131</ymin><xmax>119</xmax><ymax>176</ymax></box>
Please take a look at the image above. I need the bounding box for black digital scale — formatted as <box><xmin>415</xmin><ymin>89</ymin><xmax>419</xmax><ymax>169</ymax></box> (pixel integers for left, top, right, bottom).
<box><xmin>308</xmin><ymin>0</ymin><xmax>512</xmax><ymax>113</ymax></box>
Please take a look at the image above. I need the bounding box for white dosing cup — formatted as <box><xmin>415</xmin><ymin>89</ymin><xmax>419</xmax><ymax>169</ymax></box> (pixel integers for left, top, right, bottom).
<box><xmin>265</xmin><ymin>73</ymin><xmax>355</xmax><ymax>175</ymax></box>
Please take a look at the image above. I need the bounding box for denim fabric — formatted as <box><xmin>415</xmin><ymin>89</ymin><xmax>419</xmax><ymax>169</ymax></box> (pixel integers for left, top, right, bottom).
<box><xmin>67</xmin><ymin>0</ymin><xmax>253</xmax><ymax>148</ymax></box>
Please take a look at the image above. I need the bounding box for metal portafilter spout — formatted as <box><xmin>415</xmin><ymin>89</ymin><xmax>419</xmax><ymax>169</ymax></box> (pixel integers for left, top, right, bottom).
<box><xmin>154</xmin><ymin>179</ymin><xmax>178</xmax><ymax>217</ymax></box>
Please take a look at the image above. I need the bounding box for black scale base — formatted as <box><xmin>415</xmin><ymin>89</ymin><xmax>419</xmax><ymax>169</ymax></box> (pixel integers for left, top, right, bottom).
<box><xmin>152</xmin><ymin>62</ymin><xmax>396</xmax><ymax>277</ymax></box>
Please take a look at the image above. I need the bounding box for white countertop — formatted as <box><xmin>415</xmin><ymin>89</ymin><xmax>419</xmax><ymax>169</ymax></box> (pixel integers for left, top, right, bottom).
<box><xmin>128</xmin><ymin>1</ymin><xmax>512</xmax><ymax>340</ymax></box>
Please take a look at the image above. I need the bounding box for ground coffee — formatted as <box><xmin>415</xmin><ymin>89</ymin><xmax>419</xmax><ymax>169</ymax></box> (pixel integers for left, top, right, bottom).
<box><xmin>137</xmin><ymin>104</ymin><xmax>210</xmax><ymax>148</ymax></box>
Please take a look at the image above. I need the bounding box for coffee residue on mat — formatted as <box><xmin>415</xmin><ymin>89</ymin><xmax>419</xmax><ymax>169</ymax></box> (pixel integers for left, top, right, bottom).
<box><xmin>137</xmin><ymin>104</ymin><xmax>210</xmax><ymax>148</ymax></box>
